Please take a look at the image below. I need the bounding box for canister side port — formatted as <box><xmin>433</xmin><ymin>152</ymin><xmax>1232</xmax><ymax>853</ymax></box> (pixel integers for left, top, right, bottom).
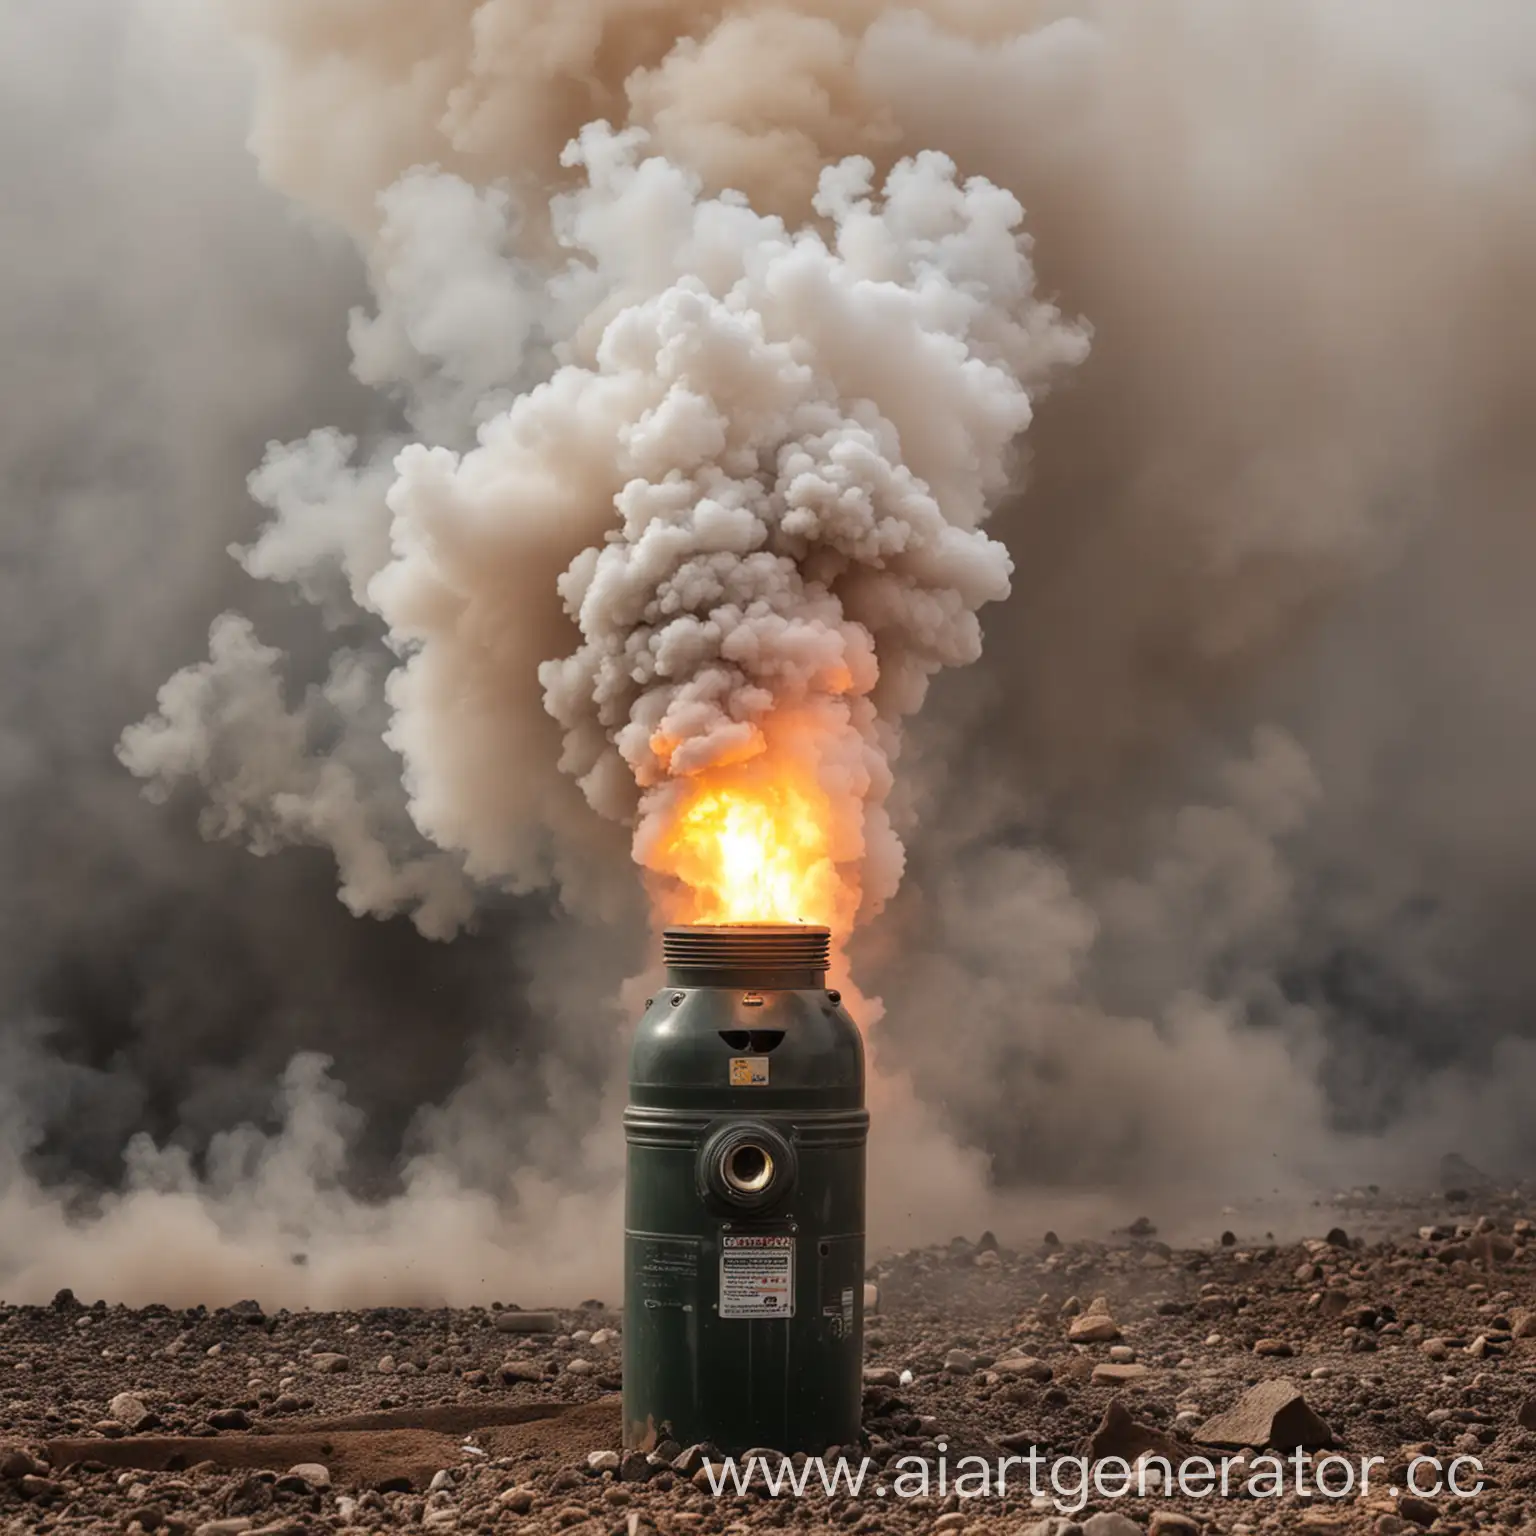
<box><xmin>698</xmin><ymin>1120</ymin><xmax>797</xmax><ymax>1211</ymax></box>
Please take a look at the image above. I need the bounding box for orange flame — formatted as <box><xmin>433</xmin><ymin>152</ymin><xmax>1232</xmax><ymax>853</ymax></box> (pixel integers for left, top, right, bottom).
<box><xmin>651</xmin><ymin>767</ymin><xmax>850</xmax><ymax>932</ymax></box>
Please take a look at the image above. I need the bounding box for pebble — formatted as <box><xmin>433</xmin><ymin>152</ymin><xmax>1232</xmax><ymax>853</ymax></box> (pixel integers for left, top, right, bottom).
<box><xmin>1083</xmin><ymin>1514</ymin><xmax>1144</xmax><ymax>1536</ymax></box>
<box><xmin>108</xmin><ymin>1392</ymin><xmax>153</xmax><ymax>1431</ymax></box>
<box><xmin>494</xmin><ymin>1310</ymin><xmax>559</xmax><ymax>1334</ymax></box>
<box><xmin>944</xmin><ymin>1348</ymin><xmax>976</xmax><ymax>1374</ymax></box>
<box><xmin>285</xmin><ymin>1462</ymin><xmax>331</xmax><ymax>1490</ymax></box>
<box><xmin>588</xmin><ymin>1451</ymin><xmax>621</xmax><ymax>1473</ymax></box>
<box><xmin>1092</xmin><ymin>1362</ymin><xmax>1149</xmax><ymax>1385</ymax></box>
<box><xmin>1068</xmin><ymin>1313</ymin><xmax>1122</xmax><ymax>1343</ymax></box>
<box><xmin>311</xmin><ymin>1352</ymin><xmax>349</xmax><ymax>1373</ymax></box>
<box><xmin>993</xmin><ymin>1355</ymin><xmax>1053</xmax><ymax>1381</ymax></box>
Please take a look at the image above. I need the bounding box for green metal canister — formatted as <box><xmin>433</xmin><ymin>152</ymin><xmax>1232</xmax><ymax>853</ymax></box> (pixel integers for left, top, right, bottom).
<box><xmin>622</xmin><ymin>923</ymin><xmax>867</xmax><ymax>1455</ymax></box>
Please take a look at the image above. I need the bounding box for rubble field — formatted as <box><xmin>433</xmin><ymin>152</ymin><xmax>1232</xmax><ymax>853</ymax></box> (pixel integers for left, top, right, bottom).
<box><xmin>3</xmin><ymin>1185</ymin><xmax>1535</xmax><ymax>1536</ymax></box>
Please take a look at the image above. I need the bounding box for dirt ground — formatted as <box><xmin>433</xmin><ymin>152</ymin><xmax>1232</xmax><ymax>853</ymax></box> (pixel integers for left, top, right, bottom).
<box><xmin>3</xmin><ymin>1182</ymin><xmax>1535</xmax><ymax>1535</ymax></box>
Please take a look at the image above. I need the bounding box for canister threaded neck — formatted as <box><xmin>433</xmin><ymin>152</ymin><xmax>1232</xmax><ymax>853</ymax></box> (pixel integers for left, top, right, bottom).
<box><xmin>663</xmin><ymin>923</ymin><xmax>831</xmax><ymax>979</ymax></box>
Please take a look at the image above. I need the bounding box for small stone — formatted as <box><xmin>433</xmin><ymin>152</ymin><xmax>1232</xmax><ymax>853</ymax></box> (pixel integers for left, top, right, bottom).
<box><xmin>672</xmin><ymin>1444</ymin><xmax>714</xmax><ymax>1475</ymax></box>
<box><xmin>428</xmin><ymin>1470</ymin><xmax>455</xmax><ymax>1492</ymax></box>
<box><xmin>194</xmin><ymin>1521</ymin><xmax>253</xmax><ymax>1536</ymax></box>
<box><xmin>1419</xmin><ymin>1338</ymin><xmax>1448</xmax><ymax>1360</ymax></box>
<box><xmin>376</xmin><ymin>1354</ymin><xmax>397</xmax><ymax>1374</ymax></box>
<box><xmin>1195</xmin><ymin>1379</ymin><xmax>1334</xmax><ymax>1450</ymax></box>
<box><xmin>285</xmin><ymin>1462</ymin><xmax>331</xmax><ymax>1489</ymax></box>
<box><xmin>1148</xmin><ymin>1514</ymin><xmax>1200</xmax><ymax>1536</ymax></box>
<box><xmin>1253</xmin><ymin>1338</ymin><xmax>1294</xmax><ymax>1357</ymax></box>
<box><xmin>993</xmin><ymin>1355</ymin><xmax>1053</xmax><ymax>1381</ymax></box>
<box><xmin>588</xmin><ymin>1451</ymin><xmax>621</xmax><ymax>1474</ymax></box>
<box><xmin>1396</xmin><ymin>1495</ymin><xmax>1436</xmax><ymax>1527</ymax></box>
<box><xmin>1093</xmin><ymin>1363</ymin><xmax>1149</xmax><ymax>1385</ymax></box>
<box><xmin>499</xmin><ymin>1361</ymin><xmax>544</xmax><ymax>1383</ymax></box>
<box><xmin>496</xmin><ymin>1488</ymin><xmax>535</xmax><ymax>1513</ymax></box>
<box><xmin>863</xmin><ymin>1367</ymin><xmax>902</xmax><ymax>1387</ymax></box>
<box><xmin>311</xmin><ymin>1352</ymin><xmax>349</xmax><ymax>1373</ymax></box>
<box><xmin>1518</xmin><ymin>1396</ymin><xmax>1536</xmax><ymax>1430</ymax></box>
<box><xmin>493</xmin><ymin>1310</ymin><xmax>559</xmax><ymax>1334</ymax></box>
<box><xmin>566</xmin><ymin>1358</ymin><xmax>595</xmax><ymax>1375</ymax></box>
<box><xmin>208</xmin><ymin>1408</ymin><xmax>251</xmax><ymax>1431</ymax></box>
<box><xmin>1069</xmin><ymin>1314</ymin><xmax>1122</xmax><ymax>1343</ymax></box>
<box><xmin>1109</xmin><ymin>1346</ymin><xmax>1135</xmax><ymax>1363</ymax></box>
<box><xmin>944</xmin><ymin>1349</ymin><xmax>976</xmax><ymax>1374</ymax></box>
<box><xmin>109</xmin><ymin>1393</ymin><xmax>153</xmax><ymax>1432</ymax></box>
<box><xmin>1</xmin><ymin>1450</ymin><xmax>43</xmax><ymax>1480</ymax></box>
<box><xmin>1083</xmin><ymin>1514</ymin><xmax>1143</xmax><ymax>1536</ymax></box>
<box><xmin>864</xmin><ymin>1282</ymin><xmax>880</xmax><ymax>1314</ymax></box>
<box><xmin>619</xmin><ymin>1450</ymin><xmax>651</xmax><ymax>1482</ymax></box>
<box><xmin>1510</xmin><ymin>1308</ymin><xmax>1536</xmax><ymax>1339</ymax></box>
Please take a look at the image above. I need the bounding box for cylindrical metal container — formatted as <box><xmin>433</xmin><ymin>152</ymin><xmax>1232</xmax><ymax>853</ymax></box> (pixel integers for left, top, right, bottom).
<box><xmin>623</xmin><ymin>923</ymin><xmax>867</xmax><ymax>1456</ymax></box>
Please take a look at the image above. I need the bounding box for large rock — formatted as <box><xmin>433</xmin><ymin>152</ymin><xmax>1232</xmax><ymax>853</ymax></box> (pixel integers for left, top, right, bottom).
<box><xmin>1195</xmin><ymin>1379</ymin><xmax>1334</xmax><ymax>1450</ymax></box>
<box><xmin>1439</xmin><ymin>1152</ymin><xmax>1492</xmax><ymax>1189</ymax></box>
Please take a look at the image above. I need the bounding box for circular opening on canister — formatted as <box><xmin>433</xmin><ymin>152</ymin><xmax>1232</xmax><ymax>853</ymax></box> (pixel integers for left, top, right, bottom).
<box><xmin>722</xmin><ymin>1142</ymin><xmax>774</xmax><ymax>1196</ymax></box>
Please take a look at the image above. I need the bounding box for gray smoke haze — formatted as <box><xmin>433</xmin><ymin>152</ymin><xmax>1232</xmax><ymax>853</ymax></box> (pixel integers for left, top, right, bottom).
<box><xmin>5</xmin><ymin>0</ymin><xmax>1536</xmax><ymax>1304</ymax></box>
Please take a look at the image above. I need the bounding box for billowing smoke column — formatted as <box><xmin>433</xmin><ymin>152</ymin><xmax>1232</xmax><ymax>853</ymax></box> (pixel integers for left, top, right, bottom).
<box><xmin>393</xmin><ymin>133</ymin><xmax>1086</xmax><ymax>932</ymax></box>
<box><xmin>123</xmin><ymin>18</ymin><xmax>1089</xmax><ymax>937</ymax></box>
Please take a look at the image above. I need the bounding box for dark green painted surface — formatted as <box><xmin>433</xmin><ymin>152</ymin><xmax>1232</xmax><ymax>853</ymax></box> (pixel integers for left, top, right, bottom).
<box><xmin>623</xmin><ymin>970</ymin><xmax>867</xmax><ymax>1455</ymax></box>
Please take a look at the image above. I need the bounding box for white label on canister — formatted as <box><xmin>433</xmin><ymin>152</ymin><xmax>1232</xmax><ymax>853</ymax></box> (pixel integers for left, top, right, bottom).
<box><xmin>719</xmin><ymin>1233</ymin><xmax>794</xmax><ymax>1318</ymax></box>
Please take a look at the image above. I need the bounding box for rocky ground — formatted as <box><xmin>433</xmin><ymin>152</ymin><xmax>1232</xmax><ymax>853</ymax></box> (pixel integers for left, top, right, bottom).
<box><xmin>3</xmin><ymin>1180</ymin><xmax>1535</xmax><ymax>1536</ymax></box>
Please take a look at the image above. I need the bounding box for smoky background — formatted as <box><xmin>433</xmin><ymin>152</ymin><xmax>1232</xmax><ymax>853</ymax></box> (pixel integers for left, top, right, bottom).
<box><xmin>3</xmin><ymin>0</ymin><xmax>1536</xmax><ymax>1304</ymax></box>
